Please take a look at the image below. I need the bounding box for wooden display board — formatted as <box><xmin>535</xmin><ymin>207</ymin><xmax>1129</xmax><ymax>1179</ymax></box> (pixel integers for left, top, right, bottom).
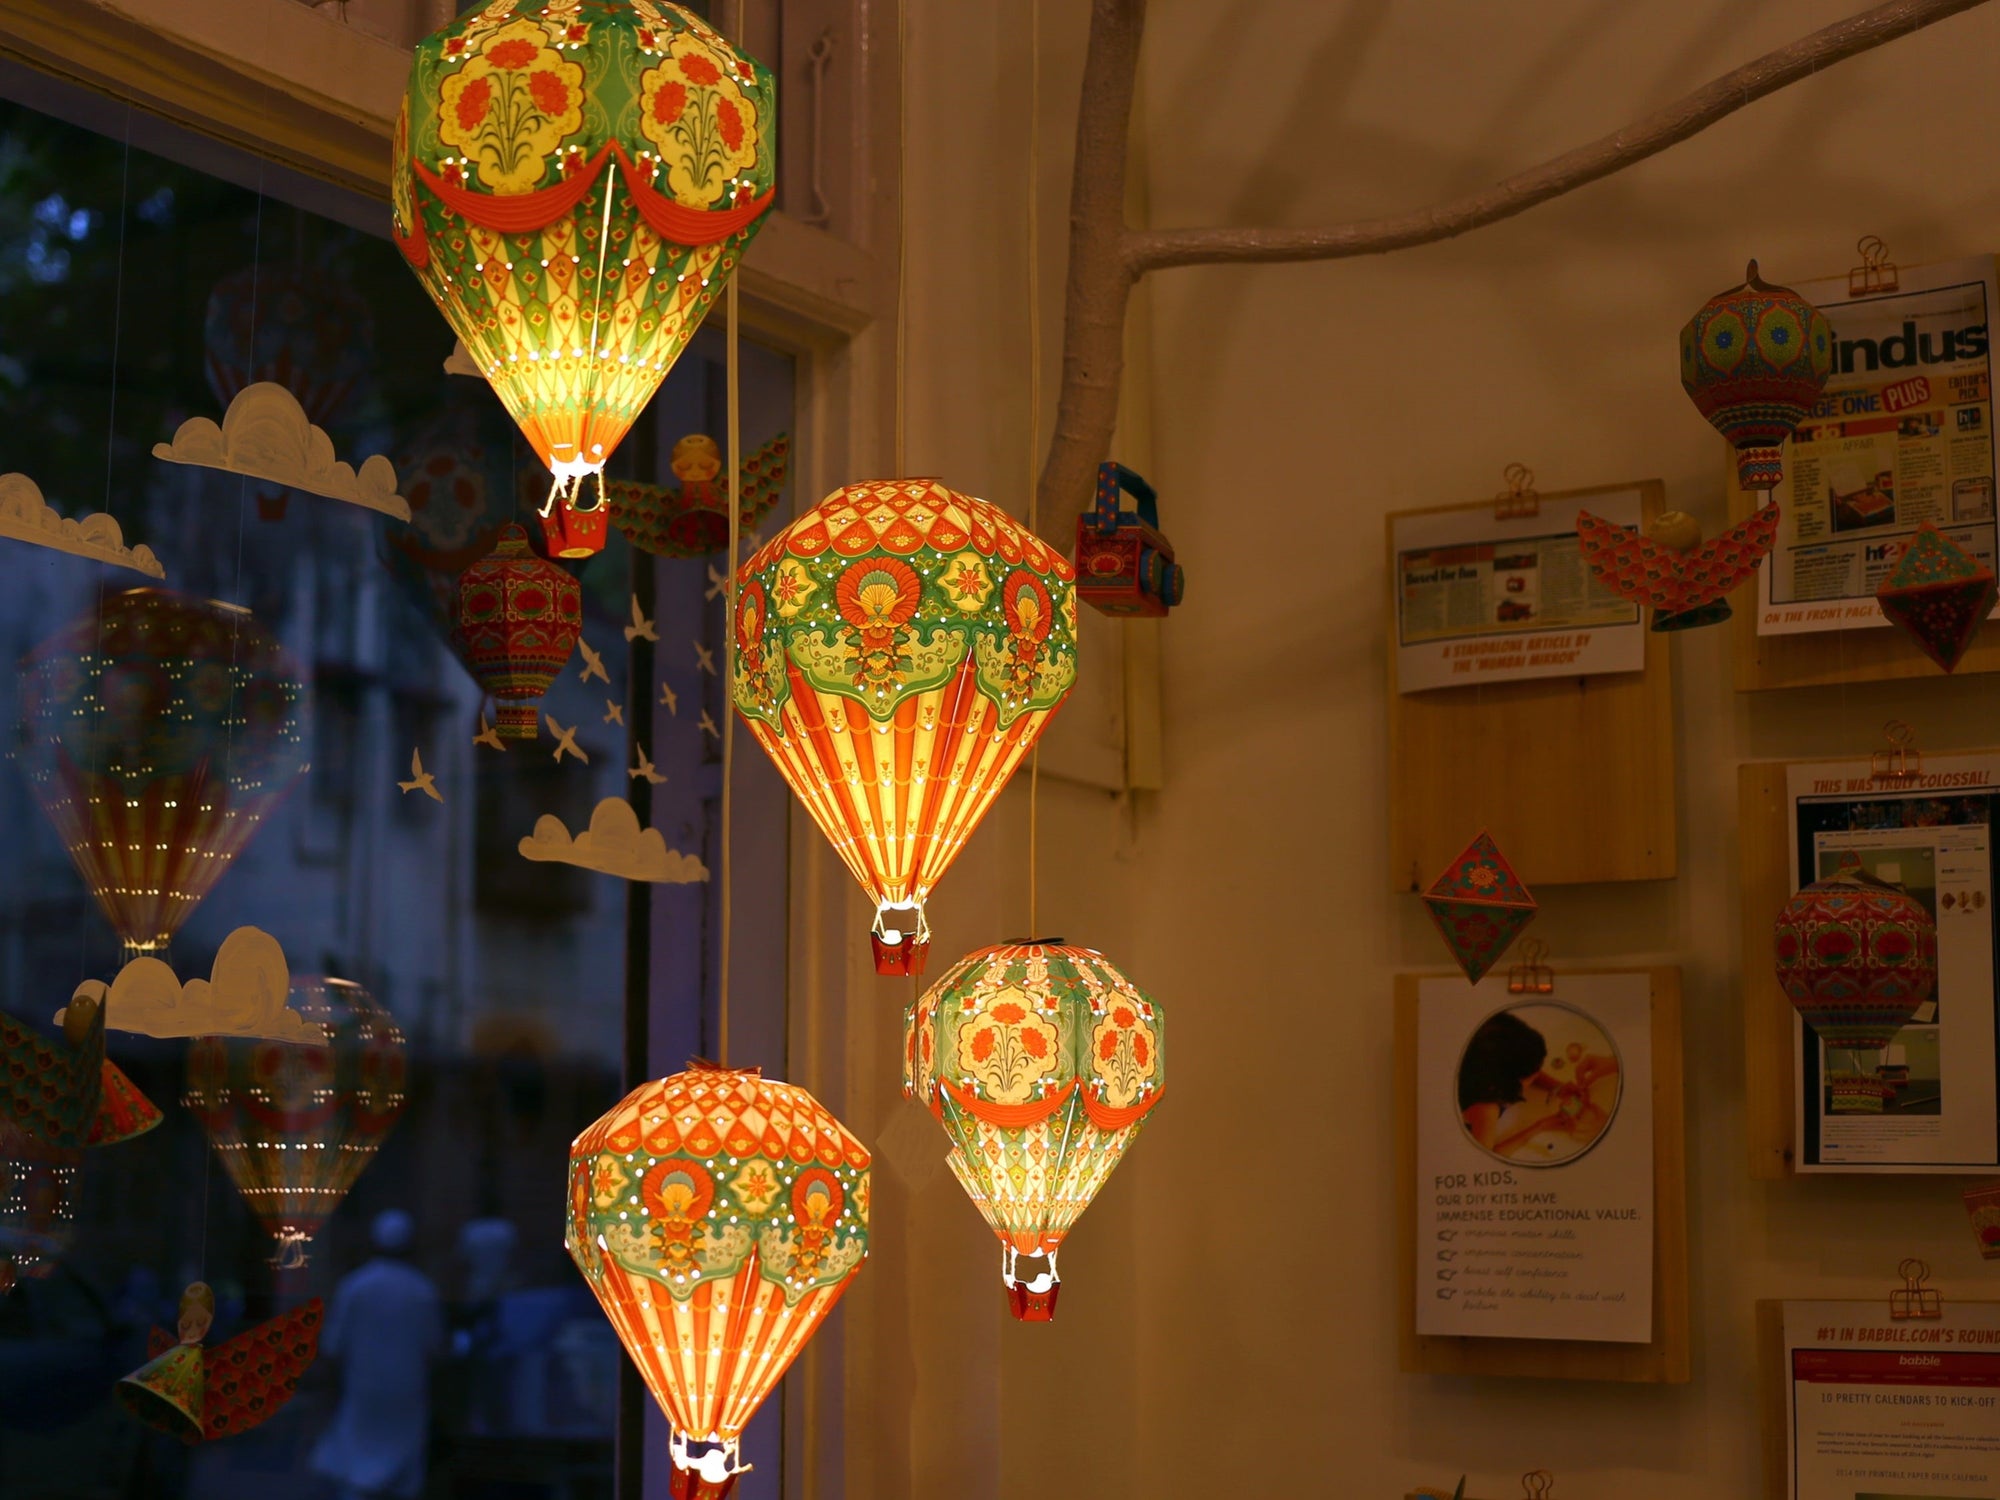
<box><xmin>1394</xmin><ymin>968</ymin><xmax>1692</xmax><ymax>1383</ymax></box>
<box><xmin>1385</xmin><ymin>482</ymin><xmax>1677</xmax><ymax>892</ymax></box>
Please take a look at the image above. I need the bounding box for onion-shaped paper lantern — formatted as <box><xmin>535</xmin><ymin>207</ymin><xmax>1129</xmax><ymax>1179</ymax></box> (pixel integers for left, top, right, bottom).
<box><xmin>733</xmin><ymin>480</ymin><xmax>1079</xmax><ymax>974</ymax></box>
<box><xmin>904</xmin><ymin>941</ymin><xmax>1164</xmax><ymax>1321</ymax></box>
<box><xmin>17</xmin><ymin>590</ymin><xmax>309</xmax><ymax>959</ymax></box>
<box><xmin>396</xmin><ymin>0</ymin><xmax>776</xmax><ymax>556</ymax></box>
<box><xmin>183</xmin><ymin>976</ymin><xmax>408</xmax><ymax>1268</ymax></box>
<box><xmin>567</xmin><ymin>1062</ymin><xmax>870</xmax><ymax>1498</ymax></box>
<box><xmin>457</xmin><ymin>523</ymin><xmax>583</xmax><ymax>739</ymax></box>
<box><xmin>1680</xmin><ymin>260</ymin><xmax>1834</xmax><ymax>492</ymax></box>
<box><xmin>1774</xmin><ymin>866</ymin><xmax>1937</xmax><ymax>1083</ymax></box>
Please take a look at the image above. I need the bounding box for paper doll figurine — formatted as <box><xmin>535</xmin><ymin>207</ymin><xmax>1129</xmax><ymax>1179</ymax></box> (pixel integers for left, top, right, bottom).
<box><xmin>1574</xmin><ymin>502</ymin><xmax>1781</xmax><ymax>631</ymax></box>
<box><xmin>116</xmin><ymin>1282</ymin><xmax>323</xmax><ymax>1443</ymax></box>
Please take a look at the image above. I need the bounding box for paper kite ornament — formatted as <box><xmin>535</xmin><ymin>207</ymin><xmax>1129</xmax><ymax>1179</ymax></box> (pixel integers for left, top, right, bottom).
<box><xmin>567</xmin><ymin>1061</ymin><xmax>870</xmax><ymax>1499</ymax></box>
<box><xmin>1875</xmin><ymin>522</ymin><xmax>1997</xmax><ymax>672</ymax></box>
<box><xmin>1775</xmin><ymin>865</ymin><xmax>1936</xmax><ymax>1101</ymax></box>
<box><xmin>17</xmin><ymin>589</ymin><xmax>309</xmax><ymax>960</ymax></box>
<box><xmin>1575</xmin><ymin>504</ymin><xmax>1781</xmax><ymax>631</ymax></box>
<box><xmin>457</xmin><ymin>523</ymin><xmax>583</xmax><ymax>739</ymax></box>
<box><xmin>0</xmin><ymin>992</ymin><xmax>161</xmax><ymax>1291</ymax></box>
<box><xmin>606</xmin><ymin>431</ymin><xmax>789</xmax><ymax>557</ymax></box>
<box><xmin>184</xmin><ymin>977</ymin><xmax>408</xmax><ymax>1268</ymax></box>
<box><xmin>396</xmin><ymin>0</ymin><xmax>776</xmax><ymax>556</ymax></box>
<box><xmin>905</xmin><ymin>941</ymin><xmax>1164</xmax><ymax>1321</ymax></box>
<box><xmin>733</xmin><ymin>478</ymin><xmax>1078</xmax><ymax>975</ymax></box>
<box><xmin>1680</xmin><ymin>260</ymin><xmax>1834</xmax><ymax>491</ymax></box>
<box><xmin>1422</xmin><ymin>833</ymin><xmax>1538</xmax><ymax>983</ymax></box>
<box><xmin>1075</xmin><ymin>462</ymin><xmax>1184</xmax><ymax>618</ymax></box>
<box><xmin>116</xmin><ymin>1282</ymin><xmax>323</xmax><ymax>1444</ymax></box>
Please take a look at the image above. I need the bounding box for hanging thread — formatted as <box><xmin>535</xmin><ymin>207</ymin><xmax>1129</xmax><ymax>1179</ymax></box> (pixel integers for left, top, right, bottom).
<box><xmin>715</xmin><ymin>0</ymin><xmax>748</xmax><ymax>1069</ymax></box>
<box><xmin>1025</xmin><ymin>0</ymin><xmax>1042</xmax><ymax>937</ymax></box>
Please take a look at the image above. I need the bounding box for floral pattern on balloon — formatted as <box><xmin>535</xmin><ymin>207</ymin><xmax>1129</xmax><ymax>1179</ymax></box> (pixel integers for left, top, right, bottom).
<box><xmin>954</xmin><ymin>986</ymin><xmax>1061</xmax><ymax>1106</ymax></box>
<box><xmin>437</xmin><ymin>19</ymin><xmax>586</xmax><ymax>194</ymax></box>
<box><xmin>639</xmin><ymin>33</ymin><xmax>763</xmax><ymax>207</ymax></box>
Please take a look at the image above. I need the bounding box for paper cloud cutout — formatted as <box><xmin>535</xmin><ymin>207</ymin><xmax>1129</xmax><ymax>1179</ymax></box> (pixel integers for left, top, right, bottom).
<box><xmin>518</xmin><ymin>796</ymin><xmax>710</xmax><ymax>883</ymax></box>
<box><xmin>0</xmin><ymin>472</ymin><xmax>164</xmax><ymax>577</ymax></box>
<box><xmin>152</xmin><ymin>382</ymin><xmax>412</xmax><ymax>521</ymax></box>
<box><xmin>58</xmin><ymin>926</ymin><xmax>327</xmax><ymax>1044</ymax></box>
<box><xmin>443</xmin><ymin>339</ymin><xmax>482</xmax><ymax>377</ymax></box>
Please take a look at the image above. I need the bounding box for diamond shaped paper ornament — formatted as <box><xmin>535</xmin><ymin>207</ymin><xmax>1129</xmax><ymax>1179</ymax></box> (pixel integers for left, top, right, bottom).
<box><xmin>1875</xmin><ymin>523</ymin><xmax>1997</xmax><ymax>673</ymax></box>
<box><xmin>1422</xmin><ymin>832</ymin><xmax>1537</xmax><ymax>983</ymax></box>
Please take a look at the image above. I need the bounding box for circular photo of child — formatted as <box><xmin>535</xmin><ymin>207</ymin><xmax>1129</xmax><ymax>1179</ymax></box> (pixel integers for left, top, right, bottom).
<box><xmin>1456</xmin><ymin>1003</ymin><xmax>1623</xmax><ymax>1167</ymax></box>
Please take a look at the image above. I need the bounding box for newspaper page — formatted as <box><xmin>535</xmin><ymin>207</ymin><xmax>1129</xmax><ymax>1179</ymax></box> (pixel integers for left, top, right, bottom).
<box><xmin>1784</xmin><ymin>1300</ymin><xmax>2000</xmax><ymax>1500</ymax></box>
<box><xmin>1758</xmin><ymin>256</ymin><xmax>2000</xmax><ymax>635</ymax></box>
<box><xmin>1393</xmin><ymin>490</ymin><xmax>1645</xmax><ymax>692</ymax></box>
<box><xmin>1787</xmin><ymin>754</ymin><xmax>2000</xmax><ymax>1172</ymax></box>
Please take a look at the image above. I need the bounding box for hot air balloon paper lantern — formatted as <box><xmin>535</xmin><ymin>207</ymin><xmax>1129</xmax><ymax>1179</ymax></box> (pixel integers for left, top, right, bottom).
<box><xmin>1680</xmin><ymin>260</ymin><xmax>1834</xmax><ymax>492</ymax></box>
<box><xmin>567</xmin><ymin>1062</ymin><xmax>869</xmax><ymax>1498</ymax></box>
<box><xmin>183</xmin><ymin>977</ymin><xmax>407</xmax><ymax>1268</ymax></box>
<box><xmin>457</xmin><ymin>523</ymin><xmax>583</xmax><ymax>738</ymax></box>
<box><xmin>397</xmin><ymin>1</ymin><xmax>777</xmax><ymax>556</ymax></box>
<box><xmin>17</xmin><ymin>589</ymin><xmax>309</xmax><ymax>960</ymax></box>
<box><xmin>1774</xmin><ymin>866</ymin><xmax>1936</xmax><ymax>1112</ymax></box>
<box><xmin>904</xmin><ymin>941</ymin><xmax>1164</xmax><ymax>1321</ymax></box>
<box><xmin>1422</xmin><ymin>832</ymin><xmax>1538</xmax><ymax>984</ymax></box>
<box><xmin>733</xmin><ymin>479</ymin><xmax>1079</xmax><ymax>974</ymax></box>
<box><xmin>606</xmin><ymin>430</ymin><xmax>790</xmax><ymax>557</ymax></box>
<box><xmin>1876</xmin><ymin>522</ymin><xmax>1997</xmax><ymax>672</ymax></box>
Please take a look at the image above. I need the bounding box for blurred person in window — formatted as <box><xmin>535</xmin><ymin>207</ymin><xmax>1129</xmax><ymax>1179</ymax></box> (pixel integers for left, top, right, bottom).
<box><xmin>310</xmin><ymin>1209</ymin><xmax>444</xmax><ymax>1500</ymax></box>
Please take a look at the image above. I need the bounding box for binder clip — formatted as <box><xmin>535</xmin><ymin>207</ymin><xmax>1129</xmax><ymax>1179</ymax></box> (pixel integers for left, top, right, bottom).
<box><xmin>1522</xmin><ymin>1472</ymin><xmax>1556</xmax><ymax>1500</ymax></box>
<box><xmin>1848</xmin><ymin>235</ymin><xmax>1900</xmax><ymax>298</ymax></box>
<box><xmin>1495</xmin><ymin>462</ymin><xmax>1539</xmax><ymax>521</ymax></box>
<box><xmin>1870</xmin><ymin>720</ymin><xmax>1923</xmax><ymax>785</ymax></box>
<box><xmin>1890</xmin><ymin>1258</ymin><xmax>1942</xmax><ymax>1321</ymax></box>
<box><xmin>1507</xmin><ymin>939</ymin><xmax>1555</xmax><ymax>996</ymax></box>
<box><xmin>1076</xmin><ymin>462</ymin><xmax>1184</xmax><ymax>618</ymax></box>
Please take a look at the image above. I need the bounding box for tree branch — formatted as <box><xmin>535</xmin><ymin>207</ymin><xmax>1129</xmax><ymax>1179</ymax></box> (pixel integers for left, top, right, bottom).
<box><xmin>1126</xmin><ymin>0</ymin><xmax>1992</xmax><ymax>275</ymax></box>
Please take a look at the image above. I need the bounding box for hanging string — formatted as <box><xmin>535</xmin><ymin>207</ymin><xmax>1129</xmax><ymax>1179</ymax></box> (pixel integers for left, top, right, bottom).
<box><xmin>716</xmin><ymin>1</ymin><xmax>748</xmax><ymax>1069</ymax></box>
<box><xmin>1024</xmin><ymin>0</ymin><xmax>1042</xmax><ymax>937</ymax></box>
<box><xmin>895</xmin><ymin>0</ymin><xmax>909</xmax><ymax>475</ymax></box>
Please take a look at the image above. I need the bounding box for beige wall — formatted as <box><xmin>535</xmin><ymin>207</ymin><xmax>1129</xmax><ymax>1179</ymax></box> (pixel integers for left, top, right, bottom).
<box><xmin>1118</xmin><ymin>1</ymin><xmax>2000</xmax><ymax>1496</ymax></box>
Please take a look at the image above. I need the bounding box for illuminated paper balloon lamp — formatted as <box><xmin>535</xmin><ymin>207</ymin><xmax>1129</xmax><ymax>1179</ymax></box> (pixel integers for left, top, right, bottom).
<box><xmin>1680</xmin><ymin>260</ymin><xmax>1834</xmax><ymax>492</ymax></box>
<box><xmin>1774</xmin><ymin>866</ymin><xmax>1936</xmax><ymax>1112</ymax></box>
<box><xmin>1875</xmin><ymin>522</ymin><xmax>1997</xmax><ymax>672</ymax></box>
<box><xmin>733</xmin><ymin>479</ymin><xmax>1079</xmax><ymax>975</ymax></box>
<box><xmin>457</xmin><ymin>522</ymin><xmax>583</xmax><ymax>739</ymax></box>
<box><xmin>1422</xmin><ymin>832</ymin><xmax>1537</xmax><ymax>984</ymax></box>
<box><xmin>904</xmin><ymin>940</ymin><xmax>1164</xmax><ymax>1321</ymax></box>
<box><xmin>606</xmin><ymin>430</ymin><xmax>790</xmax><ymax>557</ymax></box>
<box><xmin>17</xmin><ymin>589</ymin><xmax>309</xmax><ymax>960</ymax></box>
<box><xmin>396</xmin><ymin>1</ymin><xmax>777</xmax><ymax>557</ymax></box>
<box><xmin>183</xmin><ymin>976</ymin><xmax>408</xmax><ymax>1268</ymax></box>
<box><xmin>567</xmin><ymin>1061</ymin><xmax>870</xmax><ymax>1498</ymax></box>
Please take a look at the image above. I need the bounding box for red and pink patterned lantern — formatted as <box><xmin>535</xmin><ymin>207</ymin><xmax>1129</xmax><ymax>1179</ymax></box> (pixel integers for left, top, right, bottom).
<box><xmin>1774</xmin><ymin>866</ymin><xmax>1937</xmax><ymax>1081</ymax></box>
<box><xmin>457</xmin><ymin>523</ymin><xmax>582</xmax><ymax>740</ymax></box>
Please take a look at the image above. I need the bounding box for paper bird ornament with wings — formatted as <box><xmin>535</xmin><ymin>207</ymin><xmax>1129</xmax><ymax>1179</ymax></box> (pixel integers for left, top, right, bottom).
<box><xmin>116</xmin><ymin>1283</ymin><xmax>322</xmax><ymax>1443</ymax></box>
<box><xmin>605</xmin><ymin>432</ymin><xmax>789</xmax><ymax>559</ymax></box>
<box><xmin>1575</xmin><ymin>503</ymin><xmax>1781</xmax><ymax>631</ymax></box>
<box><xmin>1</xmin><ymin>990</ymin><xmax>158</xmax><ymax>1151</ymax></box>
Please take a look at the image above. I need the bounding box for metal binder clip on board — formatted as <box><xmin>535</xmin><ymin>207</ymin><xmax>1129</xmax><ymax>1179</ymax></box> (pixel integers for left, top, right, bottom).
<box><xmin>1871</xmin><ymin>720</ymin><xmax>1923</xmax><ymax>784</ymax></box>
<box><xmin>1494</xmin><ymin>462</ymin><xmax>1540</xmax><ymax>521</ymax></box>
<box><xmin>1849</xmin><ymin>235</ymin><xmax>1900</xmax><ymax>298</ymax></box>
<box><xmin>1508</xmin><ymin>939</ymin><xmax>1555</xmax><ymax>996</ymax></box>
<box><xmin>1891</xmin><ymin>1257</ymin><xmax>1942</xmax><ymax>1320</ymax></box>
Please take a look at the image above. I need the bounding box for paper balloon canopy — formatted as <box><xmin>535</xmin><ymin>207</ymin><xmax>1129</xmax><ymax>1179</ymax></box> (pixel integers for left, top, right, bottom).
<box><xmin>567</xmin><ymin>1062</ymin><xmax>869</xmax><ymax>1499</ymax></box>
<box><xmin>1774</xmin><ymin>866</ymin><xmax>1937</xmax><ymax>1057</ymax></box>
<box><xmin>904</xmin><ymin>941</ymin><xmax>1164</xmax><ymax>1322</ymax></box>
<box><xmin>732</xmin><ymin>479</ymin><xmax>1079</xmax><ymax>975</ymax></box>
<box><xmin>183</xmin><ymin>976</ymin><xmax>408</xmax><ymax>1268</ymax></box>
<box><xmin>396</xmin><ymin>1</ymin><xmax>776</xmax><ymax>554</ymax></box>
<box><xmin>456</xmin><ymin>523</ymin><xmax>583</xmax><ymax>739</ymax></box>
<box><xmin>1679</xmin><ymin>260</ymin><xmax>1833</xmax><ymax>491</ymax></box>
<box><xmin>17</xmin><ymin>589</ymin><xmax>309</xmax><ymax>959</ymax></box>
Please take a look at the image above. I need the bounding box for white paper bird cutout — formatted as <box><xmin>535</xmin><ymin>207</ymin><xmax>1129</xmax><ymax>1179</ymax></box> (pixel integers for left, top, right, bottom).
<box><xmin>604</xmin><ymin>700</ymin><xmax>624</xmax><ymax>726</ymax></box>
<box><xmin>578</xmin><ymin>639</ymin><xmax>609</xmax><ymax>685</ymax></box>
<box><xmin>693</xmin><ymin>641</ymin><xmax>715</xmax><ymax>676</ymax></box>
<box><xmin>630</xmin><ymin>745</ymin><xmax>666</xmax><ymax>784</ymax></box>
<box><xmin>473</xmin><ymin>712</ymin><xmax>506</xmax><ymax>752</ymax></box>
<box><xmin>699</xmin><ymin>710</ymin><xmax>719</xmax><ymax>740</ymax></box>
<box><xmin>624</xmin><ymin>596</ymin><xmax>657</xmax><ymax>643</ymax></box>
<box><xmin>398</xmin><ymin>748</ymin><xmax>443</xmax><ymax>802</ymax></box>
<box><xmin>546</xmin><ymin>716</ymin><xmax>588</xmax><ymax>764</ymax></box>
<box><xmin>659</xmin><ymin>682</ymin><xmax>679</xmax><ymax>715</ymax></box>
<box><xmin>705</xmin><ymin>564</ymin><xmax>728</xmax><ymax>601</ymax></box>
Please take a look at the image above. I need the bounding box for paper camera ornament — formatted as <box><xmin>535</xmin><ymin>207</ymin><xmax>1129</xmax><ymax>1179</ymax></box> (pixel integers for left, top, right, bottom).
<box><xmin>457</xmin><ymin>523</ymin><xmax>583</xmax><ymax>739</ymax></box>
<box><xmin>117</xmin><ymin>1282</ymin><xmax>322</xmax><ymax>1444</ymax></box>
<box><xmin>184</xmin><ymin>977</ymin><xmax>408</xmax><ymax>1268</ymax></box>
<box><xmin>905</xmin><ymin>941</ymin><xmax>1164</xmax><ymax>1321</ymax></box>
<box><xmin>607</xmin><ymin>431</ymin><xmax>789</xmax><ymax>557</ymax></box>
<box><xmin>1680</xmin><ymin>260</ymin><xmax>1834</xmax><ymax>492</ymax></box>
<box><xmin>1423</xmin><ymin>832</ymin><xmax>1537</xmax><ymax>983</ymax></box>
<box><xmin>567</xmin><ymin>1062</ymin><xmax>869</xmax><ymax>1499</ymax></box>
<box><xmin>1075</xmin><ymin>462</ymin><xmax>1183</xmax><ymax>618</ymax></box>
<box><xmin>1775</xmin><ymin>866</ymin><xmax>1936</xmax><ymax>1109</ymax></box>
<box><xmin>732</xmin><ymin>479</ymin><xmax>1078</xmax><ymax>975</ymax></box>
<box><xmin>1875</xmin><ymin>522</ymin><xmax>1997</xmax><ymax>672</ymax></box>
<box><xmin>1575</xmin><ymin>504</ymin><xmax>1781</xmax><ymax>631</ymax></box>
<box><xmin>397</xmin><ymin>1</ymin><xmax>776</xmax><ymax>555</ymax></box>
